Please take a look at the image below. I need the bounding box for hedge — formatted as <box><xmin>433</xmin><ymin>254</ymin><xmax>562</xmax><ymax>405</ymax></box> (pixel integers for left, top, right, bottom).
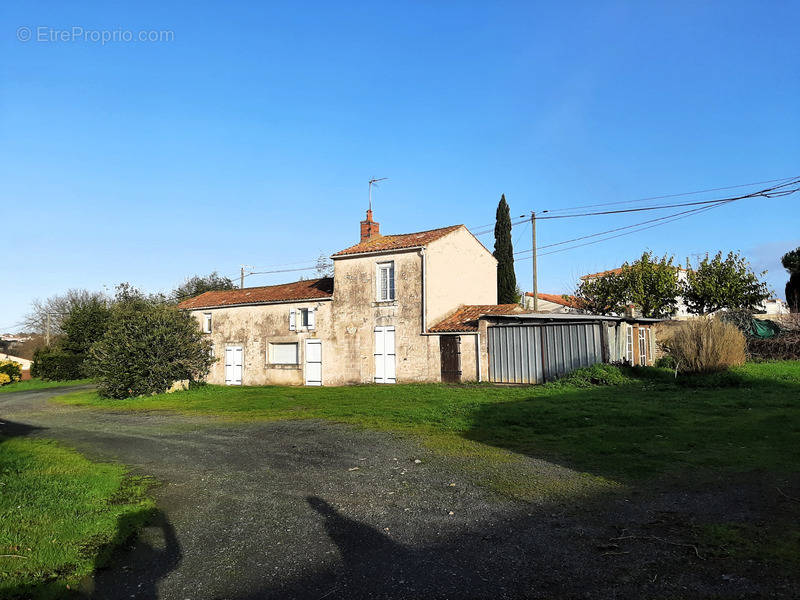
<box><xmin>32</xmin><ymin>351</ymin><xmax>85</xmax><ymax>381</ymax></box>
<box><xmin>748</xmin><ymin>334</ymin><xmax>800</xmax><ymax>361</ymax></box>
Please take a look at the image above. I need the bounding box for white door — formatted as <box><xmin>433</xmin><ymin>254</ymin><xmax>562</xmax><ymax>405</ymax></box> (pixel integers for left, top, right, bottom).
<box><xmin>305</xmin><ymin>339</ymin><xmax>322</xmax><ymax>386</ymax></box>
<box><xmin>224</xmin><ymin>346</ymin><xmax>243</xmax><ymax>385</ymax></box>
<box><xmin>374</xmin><ymin>326</ymin><xmax>396</xmax><ymax>384</ymax></box>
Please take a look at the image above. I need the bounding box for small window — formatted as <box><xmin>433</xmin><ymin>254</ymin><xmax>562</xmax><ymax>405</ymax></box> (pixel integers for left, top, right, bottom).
<box><xmin>639</xmin><ymin>328</ymin><xmax>648</xmax><ymax>365</ymax></box>
<box><xmin>203</xmin><ymin>313</ymin><xmax>212</xmax><ymax>333</ymax></box>
<box><xmin>269</xmin><ymin>342</ymin><xmax>299</xmax><ymax>365</ymax></box>
<box><xmin>377</xmin><ymin>262</ymin><xmax>395</xmax><ymax>301</ymax></box>
<box><xmin>625</xmin><ymin>325</ymin><xmax>634</xmax><ymax>363</ymax></box>
<box><xmin>299</xmin><ymin>308</ymin><xmax>309</xmax><ymax>328</ymax></box>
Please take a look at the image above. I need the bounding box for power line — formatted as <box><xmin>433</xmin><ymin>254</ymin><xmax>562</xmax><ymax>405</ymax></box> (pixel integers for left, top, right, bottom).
<box><xmin>515</xmin><ymin>201</ymin><xmax>732</xmax><ymax>262</ymax></box>
<box><xmin>542</xmin><ymin>175</ymin><xmax>798</xmax><ymax>214</ymax></box>
<box><xmin>467</xmin><ymin>175</ymin><xmax>798</xmax><ymax>229</ymax></box>
<box><xmin>534</xmin><ymin>179</ymin><xmax>799</xmax><ymax>220</ymax></box>
<box><xmin>513</xmin><ymin>203</ymin><xmax>731</xmax><ymax>255</ymax></box>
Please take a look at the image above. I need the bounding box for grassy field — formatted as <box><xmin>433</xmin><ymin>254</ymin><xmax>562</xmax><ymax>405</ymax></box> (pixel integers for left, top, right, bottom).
<box><xmin>0</xmin><ymin>379</ymin><xmax>93</xmax><ymax>394</ymax></box>
<box><xmin>55</xmin><ymin>361</ymin><xmax>800</xmax><ymax>483</ymax></box>
<box><xmin>0</xmin><ymin>437</ymin><xmax>154</xmax><ymax>599</ymax></box>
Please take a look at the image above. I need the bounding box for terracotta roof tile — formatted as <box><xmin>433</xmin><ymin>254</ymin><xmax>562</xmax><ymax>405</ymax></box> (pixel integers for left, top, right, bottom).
<box><xmin>428</xmin><ymin>304</ymin><xmax>524</xmax><ymax>333</ymax></box>
<box><xmin>332</xmin><ymin>225</ymin><xmax>464</xmax><ymax>257</ymax></box>
<box><xmin>525</xmin><ymin>292</ymin><xmax>582</xmax><ymax>308</ymax></box>
<box><xmin>177</xmin><ymin>278</ymin><xmax>333</xmax><ymax>310</ymax></box>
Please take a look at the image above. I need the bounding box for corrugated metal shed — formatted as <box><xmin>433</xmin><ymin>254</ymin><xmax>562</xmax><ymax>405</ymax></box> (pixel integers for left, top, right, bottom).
<box><xmin>488</xmin><ymin>322</ymin><xmax>604</xmax><ymax>384</ymax></box>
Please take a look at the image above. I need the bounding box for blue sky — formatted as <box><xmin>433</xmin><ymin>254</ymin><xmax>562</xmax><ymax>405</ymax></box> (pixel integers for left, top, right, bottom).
<box><xmin>2</xmin><ymin>1</ymin><xmax>798</xmax><ymax>331</ymax></box>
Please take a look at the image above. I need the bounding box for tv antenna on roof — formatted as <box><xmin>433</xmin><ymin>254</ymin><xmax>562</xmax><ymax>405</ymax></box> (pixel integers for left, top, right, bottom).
<box><xmin>368</xmin><ymin>177</ymin><xmax>388</xmax><ymax>211</ymax></box>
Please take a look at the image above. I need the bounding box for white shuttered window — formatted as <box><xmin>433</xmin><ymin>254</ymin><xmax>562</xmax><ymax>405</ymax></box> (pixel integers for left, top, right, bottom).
<box><xmin>269</xmin><ymin>343</ymin><xmax>299</xmax><ymax>365</ymax></box>
<box><xmin>377</xmin><ymin>262</ymin><xmax>395</xmax><ymax>301</ymax></box>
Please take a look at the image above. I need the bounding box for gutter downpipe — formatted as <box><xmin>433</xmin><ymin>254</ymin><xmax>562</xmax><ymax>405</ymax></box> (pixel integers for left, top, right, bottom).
<box><xmin>476</xmin><ymin>332</ymin><xmax>482</xmax><ymax>382</ymax></box>
<box><xmin>420</xmin><ymin>248</ymin><xmax>427</xmax><ymax>334</ymax></box>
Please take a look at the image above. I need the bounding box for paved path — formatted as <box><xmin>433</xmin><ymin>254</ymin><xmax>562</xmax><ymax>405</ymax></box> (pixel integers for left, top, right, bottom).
<box><xmin>1</xmin><ymin>387</ymin><xmax>796</xmax><ymax>599</ymax></box>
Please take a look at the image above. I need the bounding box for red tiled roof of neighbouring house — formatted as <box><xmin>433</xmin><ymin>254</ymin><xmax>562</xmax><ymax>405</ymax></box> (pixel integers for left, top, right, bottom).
<box><xmin>177</xmin><ymin>278</ymin><xmax>334</xmax><ymax>310</ymax></box>
<box><xmin>428</xmin><ymin>304</ymin><xmax>525</xmax><ymax>333</ymax></box>
<box><xmin>525</xmin><ymin>292</ymin><xmax>582</xmax><ymax>308</ymax></box>
<box><xmin>332</xmin><ymin>225</ymin><xmax>464</xmax><ymax>257</ymax></box>
<box><xmin>581</xmin><ymin>265</ymin><xmax>689</xmax><ymax>280</ymax></box>
<box><xmin>581</xmin><ymin>268</ymin><xmax>624</xmax><ymax>280</ymax></box>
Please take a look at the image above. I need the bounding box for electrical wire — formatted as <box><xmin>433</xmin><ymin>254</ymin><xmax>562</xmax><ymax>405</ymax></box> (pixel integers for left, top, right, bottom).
<box><xmin>513</xmin><ymin>203</ymin><xmax>731</xmax><ymax>255</ymax></box>
<box><xmin>514</xmin><ymin>201</ymin><xmax>732</xmax><ymax>262</ymax></box>
<box><xmin>541</xmin><ymin>175</ymin><xmax>798</xmax><ymax>214</ymax></box>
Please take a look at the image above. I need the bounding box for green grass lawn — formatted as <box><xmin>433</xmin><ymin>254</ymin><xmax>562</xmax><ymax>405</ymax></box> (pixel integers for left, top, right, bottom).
<box><xmin>0</xmin><ymin>379</ymin><xmax>93</xmax><ymax>394</ymax></box>
<box><xmin>54</xmin><ymin>361</ymin><xmax>800</xmax><ymax>487</ymax></box>
<box><xmin>0</xmin><ymin>437</ymin><xmax>154</xmax><ymax>599</ymax></box>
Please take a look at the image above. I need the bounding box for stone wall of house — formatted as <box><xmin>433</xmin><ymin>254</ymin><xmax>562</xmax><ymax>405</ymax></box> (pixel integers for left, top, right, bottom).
<box><xmin>192</xmin><ymin>300</ymin><xmax>333</xmax><ymax>386</ymax></box>
<box><xmin>330</xmin><ymin>249</ymin><xmax>442</xmax><ymax>384</ymax></box>
<box><xmin>425</xmin><ymin>227</ymin><xmax>497</xmax><ymax>327</ymax></box>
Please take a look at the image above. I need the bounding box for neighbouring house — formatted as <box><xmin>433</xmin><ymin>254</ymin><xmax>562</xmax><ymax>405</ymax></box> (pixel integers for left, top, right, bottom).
<box><xmin>179</xmin><ymin>210</ymin><xmax>658</xmax><ymax>387</ymax></box>
<box><xmin>0</xmin><ymin>353</ymin><xmax>32</xmax><ymax>380</ymax></box>
<box><xmin>522</xmin><ymin>292</ymin><xmax>582</xmax><ymax>314</ymax></box>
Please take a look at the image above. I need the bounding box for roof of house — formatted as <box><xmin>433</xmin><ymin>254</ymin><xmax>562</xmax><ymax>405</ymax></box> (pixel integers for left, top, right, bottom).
<box><xmin>428</xmin><ymin>304</ymin><xmax>524</xmax><ymax>333</ymax></box>
<box><xmin>332</xmin><ymin>224</ymin><xmax>464</xmax><ymax>257</ymax></box>
<box><xmin>177</xmin><ymin>277</ymin><xmax>334</xmax><ymax>310</ymax></box>
<box><xmin>582</xmin><ymin>265</ymin><xmax>689</xmax><ymax>280</ymax></box>
<box><xmin>525</xmin><ymin>292</ymin><xmax>582</xmax><ymax>308</ymax></box>
<box><xmin>581</xmin><ymin>267</ymin><xmax>624</xmax><ymax>280</ymax></box>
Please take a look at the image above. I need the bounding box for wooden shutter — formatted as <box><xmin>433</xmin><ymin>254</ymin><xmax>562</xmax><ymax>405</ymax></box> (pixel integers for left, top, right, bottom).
<box><xmin>308</xmin><ymin>307</ymin><xmax>316</xmax><ymax>330</ymax></box>
<box><xmin>289</xmin><ymin>309</ymin><xmax>296</xmax><ymax>331</ymax></box>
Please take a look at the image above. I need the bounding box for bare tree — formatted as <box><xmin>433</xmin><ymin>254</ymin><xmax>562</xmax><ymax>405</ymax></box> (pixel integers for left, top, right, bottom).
<box><xmin>315</xmin><ymin>254</ymin><xmax>334</xmax><ymax>278</ymax></box>
<box><xmin>23</xmin><ymin>289</ymin><xmax>108</xmax><ymax>337</ymax></box>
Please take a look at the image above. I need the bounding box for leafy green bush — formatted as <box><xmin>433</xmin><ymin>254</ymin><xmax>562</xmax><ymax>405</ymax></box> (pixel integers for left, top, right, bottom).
<box><xmin>32</xmin><ymin>350</ymin><xmax>85</xmax><ymax>381</ymax></box>
<box><xmin>90</xmin><ymin>300</ymin><xmax>213</xmax><ymax>398</ymax></box>
<box><xmin>0</xmin><ymin>360</ymin><xmax>23</xmax><ymax>383</ymax></box>
<box><xmin>551</xmin><ymin>364</ymin><xmax>630</xmax><ymax>388</ymax></box>
<box><xmin>654</xmin><ymin>355</ymin><xmax>676</xmax><ymax>369</ymax></box>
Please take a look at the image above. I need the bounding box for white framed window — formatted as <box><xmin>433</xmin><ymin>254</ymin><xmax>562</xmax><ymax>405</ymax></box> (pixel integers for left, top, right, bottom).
<box><xmin>269</xmin><ymin>342</ymin><xmax>299</xmax><ymax>365</ymax></box>
<box><xmin>377</xmin><ymin>261</ymin><xmax>395</xmax><ymax>301</ymax></box>
<box><xmin>203</xmin><ymin>313</ymin><xmax>212</xmax><ymax>333</ymax></box>
<box><xmin>639</xmin><ymin>328</ymin><xmax>648</xmax><ymax>365</ymax></box>
<box><xmin>625</xmin><ymin>325</ymin><xmax>634</xmax><ymax>363</ymax></box>
<box><xmin>209</xmin><ymin>343</ymin><xmax>215</xmax><ymax>358</ymax></box>
<box><xmin>289</xmin><ymin>307</ymin><xmax>316</xmax><ymax>331</ymax></box>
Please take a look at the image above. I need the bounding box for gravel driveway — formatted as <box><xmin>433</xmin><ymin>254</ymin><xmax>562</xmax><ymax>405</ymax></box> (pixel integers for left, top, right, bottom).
<box><xmin>1</xmin><ymin>387</ymin><xmax>797</xmax><ymax>599</ymax></box>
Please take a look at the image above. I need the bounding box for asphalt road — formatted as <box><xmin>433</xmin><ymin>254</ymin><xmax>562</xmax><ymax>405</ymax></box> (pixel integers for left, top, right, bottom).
<box><xmin>1</xmin><ymin>387</ymin><xmax>796</xmax><ymax>599</ymax></box>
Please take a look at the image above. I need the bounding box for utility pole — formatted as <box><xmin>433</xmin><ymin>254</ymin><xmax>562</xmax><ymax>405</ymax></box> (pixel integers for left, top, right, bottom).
<box><xmin>531</xmin><ymin>212</ymin><xmax>538</xmax><ymax>312</ymax></box>
<box><xmin>240</xmin><ymin>266</ymin><xmax>246</xmax><ymax>289</ymax></box>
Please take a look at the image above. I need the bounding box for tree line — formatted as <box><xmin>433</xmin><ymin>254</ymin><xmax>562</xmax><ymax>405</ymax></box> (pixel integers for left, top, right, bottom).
<box><xmin>491</xmin><ymin>195</ymin><xmax>791</xmax><ymax>317</ymax></box>
<box><xmin>28</xmin><ymin>273</ymin><xmax>232</xmax><ymax>397</ymax></box>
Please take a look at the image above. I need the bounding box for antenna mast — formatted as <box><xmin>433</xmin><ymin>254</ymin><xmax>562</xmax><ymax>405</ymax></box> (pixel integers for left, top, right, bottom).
<box><xmin>368</xmin><ymin>177</ymin><xmax>388</xmax><ymax>211</ymax></box>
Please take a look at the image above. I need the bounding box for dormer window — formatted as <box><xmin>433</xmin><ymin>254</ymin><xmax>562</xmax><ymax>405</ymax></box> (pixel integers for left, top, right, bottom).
<box><xmin>377</xmin><ymin>262</ymin><xmax>395</xmax><ymax>301</ymax></box>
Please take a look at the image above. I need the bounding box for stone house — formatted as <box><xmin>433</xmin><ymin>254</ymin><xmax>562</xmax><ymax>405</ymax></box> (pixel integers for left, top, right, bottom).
<box><xmin>178</xmin><ymin>211</ymin><xmax>500</xmax><ymax>386</ymax></box>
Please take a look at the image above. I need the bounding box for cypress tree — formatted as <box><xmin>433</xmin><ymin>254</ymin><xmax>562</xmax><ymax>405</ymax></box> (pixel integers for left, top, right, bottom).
<box><xmin>782</xmin><ymin>247</ymin><xmax>800</xmax><ymax>312</ymax></box>
<box><xmin>493</xmin><ymin>194</ymin><xmax>517</xmax><ymax>304</ymax></box>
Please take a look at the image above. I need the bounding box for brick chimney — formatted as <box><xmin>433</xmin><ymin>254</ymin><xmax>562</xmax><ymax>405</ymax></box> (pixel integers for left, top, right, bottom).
<box><xmin>360</xmin><ymin>209</ymin><xmax>380</xmax><ymax>242</ymax></box>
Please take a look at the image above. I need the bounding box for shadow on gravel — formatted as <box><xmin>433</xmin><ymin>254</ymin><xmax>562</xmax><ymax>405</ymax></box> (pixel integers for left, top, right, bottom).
<box><xmin>87</xmin><ymin>510</ymin><xmax>182</xmax><ymax>600</ymax></box>
<box><xmin>221</xmin><ymin>495</ymin><xmax>796</xmax><ymax>600</ymax></box>
<box><xmin>0</xmin><ymin>418</ymin><xmax>45</xmax><ymax>439</ymax></box>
